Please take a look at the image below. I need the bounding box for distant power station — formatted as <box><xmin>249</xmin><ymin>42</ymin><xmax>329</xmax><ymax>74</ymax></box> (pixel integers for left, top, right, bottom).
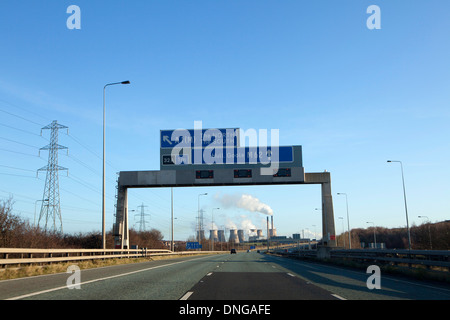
<box><xmin>200</xmin><ymin>216</ymin><xmax>276</xmax><ymax>243</ymax></box>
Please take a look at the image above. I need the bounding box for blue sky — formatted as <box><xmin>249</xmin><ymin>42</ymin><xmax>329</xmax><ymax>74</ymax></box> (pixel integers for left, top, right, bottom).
<box><xmin>0</xmin><ymin>1</ymin><xmax>449</xmax><ymax>242</ymax></box>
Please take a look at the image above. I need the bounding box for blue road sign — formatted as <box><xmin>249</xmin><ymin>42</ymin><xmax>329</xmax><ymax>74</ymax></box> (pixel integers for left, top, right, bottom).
<box><xmin>161</xmin><ymin>128</ymin><xmax>239</xmax><ymax>149</ymax></box>
<box><xmin>165</xmin><ymin>146</ymin><xmax>294</xmax><ymax>166</ymax></box>
<box><xmin>186</xmin><ymin>242</ymin><xmax>202</xmax><ymax>250</ymax></box>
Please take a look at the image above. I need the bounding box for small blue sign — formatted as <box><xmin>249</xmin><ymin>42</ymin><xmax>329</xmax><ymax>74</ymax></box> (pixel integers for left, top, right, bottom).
<box><xmin>186</xmin><ymin>242</ymin><xmax>202</xmax><ymax>250</ymax></box>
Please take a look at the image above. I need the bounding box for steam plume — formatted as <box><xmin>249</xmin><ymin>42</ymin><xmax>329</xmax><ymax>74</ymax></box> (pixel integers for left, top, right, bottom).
<box><xmin>216</xmin><ymin>193</ymin><xmax>273</xmax><ymax>216</ymax></box>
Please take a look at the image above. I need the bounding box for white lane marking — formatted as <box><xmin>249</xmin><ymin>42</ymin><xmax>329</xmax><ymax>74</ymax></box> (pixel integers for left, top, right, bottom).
<box><xmin>207</xmin><ymin>272</ymin><xmax>213</xmax><ymax>276</ymax></box>
<box><xmin>287</xmin><ymin>273</ymin><xmax>296</xmax><ymax>277</ymax></box>
<box><xmin>7</xmin><ymin>255</ymin><xmax>215</xmax><ymax>300</ymax></box>
<box><xmin>180</xmin><ymin>292</ymin><xmax>193</xmax><ymax>300</ymax></box>
<box><xmin>331</xmin><ymin>294</ymin><xmax>347</xmax><ymax>300</ymax></box>
<box><xmin>279</xmin><ymin>257</ymin><xmax>450</xmax><ymax>294</ymax></box>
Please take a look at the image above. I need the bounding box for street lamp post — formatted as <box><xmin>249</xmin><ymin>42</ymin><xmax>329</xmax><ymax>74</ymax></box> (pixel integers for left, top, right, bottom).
<box><xmin>314</xmin><ymin>208</ymin><xmax>327</xmax><ymax>243</ymax></box>
<box><xmin>337</xmin><ymin>193</ymin><xmax>351</xmax><ymax>249</ymax></box>
<box><xmin>387</xmin><ymin>160</ymin><xmax>411</xmax><ymax>250</ymax></box>
<box><xmin>338</xmin><ymin>217</ymin><xmax>345</xmax><ymax>248</ymax></box>
<box><xmin>211</xmin><ymin>207</ymin><xmax>220</xmax><ymax>251</ymax></box>
<box><xmin>366</xmin><ymin>222</ymin><xmax>377</xmax><ymax>248</ymax></box>
<box><xmin>171</xmin><ymin>188</ymin><xmax>174</xmax><ymax>252</ymax></box>
<box><xmin>102</xmin><ymin>81</ymin><xmax>130</xmax><ymax>250</ymax></box>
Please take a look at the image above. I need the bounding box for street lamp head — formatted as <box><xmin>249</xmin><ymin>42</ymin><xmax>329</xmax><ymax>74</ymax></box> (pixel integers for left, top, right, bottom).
<box><xmin>121</xmin><ymin>81</ymin><xmax>131</xmax><ymax>84</ymax></box>
<box><xmin>387</xmin><ymin>160</ymin><xmax>392</xmax><ymax>162</ymax></box>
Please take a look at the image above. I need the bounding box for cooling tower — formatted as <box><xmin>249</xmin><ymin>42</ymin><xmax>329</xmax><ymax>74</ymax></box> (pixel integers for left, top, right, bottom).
<box><xmin>218</xmin><ymin>230</ymin><xmax>225</xmax><ymax>242</ymax></box>
<box><xmin>209</xmin><ymin>230</ymin><xmax>218</xmax><ymax>241</ymax></box>
<box><xmin>257</xmin><ymin>229</ymin><xmax>263</xmax><ymax>238</ymax></box>
<box><xmin>229</xmin><ymin>229</ymin><xmax>239</xmax><ymax>243</ymax></box>
<box><xmin>237</xmin><ymin>229</ymin><xmax>245</xmax><ymax>243</ymax></box>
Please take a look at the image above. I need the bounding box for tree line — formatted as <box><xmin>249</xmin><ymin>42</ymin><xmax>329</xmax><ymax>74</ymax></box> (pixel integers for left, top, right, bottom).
<box><xmin>336</xmin><ymin>220</ymin><xmax>450</xmax><ymax>250</ymax></box>
<box><xmin>2</xmin><ymin>197</ymin><xmax>449</xmax><ymax>250</ymax></box>
<box><xmin>0</xmin><ymin>197</ymin><xmax>164</xmax><ymax>249</ymax></box>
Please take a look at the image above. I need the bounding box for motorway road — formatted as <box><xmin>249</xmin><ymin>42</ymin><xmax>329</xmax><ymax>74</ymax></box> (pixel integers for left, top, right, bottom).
<box><xmin>1</xmin><ymin>252</ymin><xmax>449</xmax><ymax>300</ymax></box>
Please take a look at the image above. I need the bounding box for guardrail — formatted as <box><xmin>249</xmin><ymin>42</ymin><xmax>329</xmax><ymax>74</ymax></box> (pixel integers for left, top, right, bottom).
<box><xmin>331</xmin><ymin>249</ymin><xmax>450</xmax><ymax>270</ymax></box>
<box><xmin>0</xmin><ymin>248</ymin><xmax>224</xmax><ymax>268</ymax></box>
<box><xmin>273</xmin><ymin>248</ymin><xmax>450</xmax><ymax>271</ymax></box>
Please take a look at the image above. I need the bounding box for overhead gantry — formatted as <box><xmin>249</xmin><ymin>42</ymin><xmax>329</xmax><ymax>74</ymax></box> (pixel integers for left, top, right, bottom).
<box><xmin>113</xmin><ymin>166</ymin><xmax>336</xmax><ymax>250</ymax></box>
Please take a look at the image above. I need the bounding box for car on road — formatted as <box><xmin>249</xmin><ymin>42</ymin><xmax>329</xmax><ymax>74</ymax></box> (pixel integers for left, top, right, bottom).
<box><xmin>230</xmin><ymin>249</ymin><xmax>236</xmax><ymax>254</ymax></box>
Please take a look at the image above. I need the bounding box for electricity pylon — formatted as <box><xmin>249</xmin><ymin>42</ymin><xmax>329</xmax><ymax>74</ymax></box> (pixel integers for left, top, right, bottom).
<box><xmin>37</xmin><ymin>120</ymin><xmax>68</xmax><ymax>233</ymax></box>
<box><xmin>135</xmin><ymin>203</ymin><xmax>150</xmax><ymax>232</ymax></box>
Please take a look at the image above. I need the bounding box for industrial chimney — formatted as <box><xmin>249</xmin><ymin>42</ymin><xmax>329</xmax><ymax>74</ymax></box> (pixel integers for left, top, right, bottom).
<box><xmin>270</xmin><ymin>215</ymin><xmax>276</xmax><ymax>237</ymax></box>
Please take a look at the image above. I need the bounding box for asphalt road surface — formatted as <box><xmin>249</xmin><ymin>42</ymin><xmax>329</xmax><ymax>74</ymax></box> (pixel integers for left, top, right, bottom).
<box><xmin>1</xmin><ymin>252</ymin><xmax>449</xmax><ymax>300</ymax></box>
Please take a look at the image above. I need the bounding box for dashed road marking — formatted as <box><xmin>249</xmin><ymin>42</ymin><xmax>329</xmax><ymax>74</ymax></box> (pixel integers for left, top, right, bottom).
<box><xmin>180</xmin><ymin>292</ymin><xmax>193</xmax><ymax>300</ymax></box>
<box><xmin>331</xmin><ymin>293</ymin><xmax>346</xmax><ymax>300</ymax></box>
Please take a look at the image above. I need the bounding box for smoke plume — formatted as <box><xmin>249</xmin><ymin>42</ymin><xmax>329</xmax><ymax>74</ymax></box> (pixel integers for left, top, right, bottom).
<box><xmin>216</xmin><ymin>193</ymin><xmax>273</xmax><ymax>216</ymax></box>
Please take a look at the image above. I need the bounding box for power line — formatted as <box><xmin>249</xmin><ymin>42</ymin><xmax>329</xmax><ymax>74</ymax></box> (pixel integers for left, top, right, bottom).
<box><xmin>0</xmin><ymin>107</ymin><xmax>45</xmax><ymax>127</ymax></box>
<box><xmin>0</xmin><ymin>136</ymin><xmax>40</xmax><ymax>149</ymax></box>
<box><xmin>0</xmin><ymin>164</ymin><xmax>35</xmax><ymax>172</ymax></box>
<box><xmin>0</xmin><ymin>122</ymin><xmax>47</xmax><ymax>139</ymax></box>
<box><xmin>0</xmin><ymin>172</ymin><xmax>38</xmax><ymax>179</ymax></box>
<box><xmin>0</xmin><ymin>100</ymin><xmax>197</xmax><ymax>236</ymax></box>
<box><xmin>0</xmin><ymin>99</ymin><xmax>49</xmax><ymax>123</ymax></box>
<box><xmin>65</xmin><ymin>132</ymin><xmax>118</xmax><ymax>170</ymax></box>
<box><xmin>0</xmin><ymin>147</ymin><xmax>44</xmax><ymax>158</ymax></box>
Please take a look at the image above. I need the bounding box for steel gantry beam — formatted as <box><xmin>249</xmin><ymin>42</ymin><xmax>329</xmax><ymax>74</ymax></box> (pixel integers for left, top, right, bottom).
<box><xmin>113</xmin><ymin>168</ymin><xmax>336</xmax><ymax>250</ymax></box>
